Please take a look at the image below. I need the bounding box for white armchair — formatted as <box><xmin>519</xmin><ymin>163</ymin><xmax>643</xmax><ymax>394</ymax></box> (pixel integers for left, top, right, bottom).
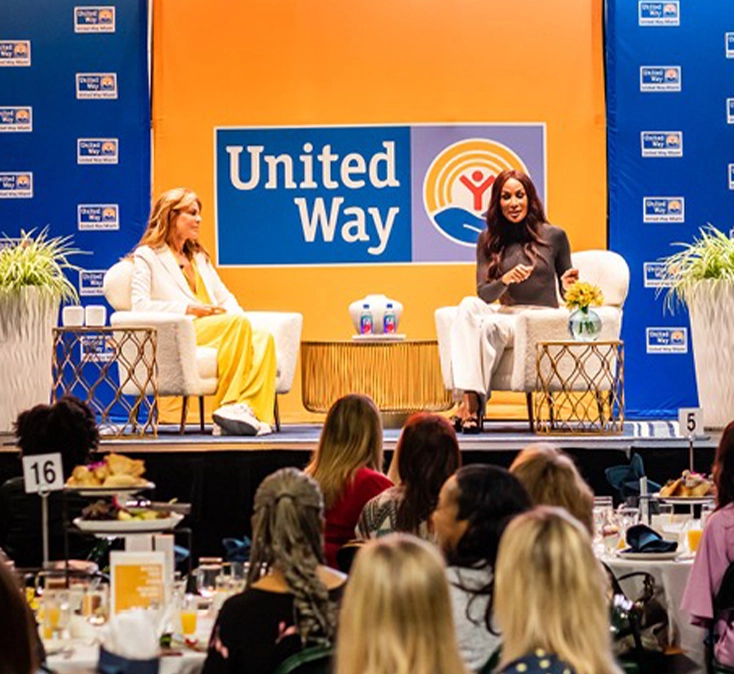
<box><xmin>103</xmin><ymin>259</ymin><xmax>303</xmax><ymax>433</ymax></box>
<box><xmin>435</xmin><ymin>250</ymin><xmax>630</xmax><ymax>427</ymax></box>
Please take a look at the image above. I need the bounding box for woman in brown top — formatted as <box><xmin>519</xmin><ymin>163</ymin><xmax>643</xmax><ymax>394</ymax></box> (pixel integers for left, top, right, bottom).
<box><xmin>449</xmin><ymin>170</ymin><xmax>578</xmax><ymax>433</ymax></box>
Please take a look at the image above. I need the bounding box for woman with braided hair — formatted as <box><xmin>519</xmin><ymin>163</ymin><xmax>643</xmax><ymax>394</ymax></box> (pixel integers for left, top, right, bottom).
<box><xmin>431</xmin><ymin>465</ymin><xmax>531</xmax><ymax>670</ymax></box>
<box><xmin>202</xmin><ymin>468</ymin><xmax>345</xmax><ymax>674</ymax></box>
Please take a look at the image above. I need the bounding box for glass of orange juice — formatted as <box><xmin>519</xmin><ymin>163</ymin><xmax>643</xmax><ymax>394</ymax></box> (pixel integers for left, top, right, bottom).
<box><xmin>42</xmin><ymin>590</ymin><xmax>70</xmax><ymax>640</ymax></box>
<box><xmin>180</xmin><ymin>594</ymin><xmax>198</xmax><ymax>637</ymax></box>
<box><xmin>687</xmin><ymin>524</ymin><xmax>704</xmax><ymax>554</ymax></box>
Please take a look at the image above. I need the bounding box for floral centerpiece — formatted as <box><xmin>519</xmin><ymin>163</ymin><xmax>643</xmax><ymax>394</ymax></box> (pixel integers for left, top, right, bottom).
<box><xmin>0</xmin><ymin>228</ymin><xmax>83</xmax><ymax>431</ymax></box>
<box><xmin>565</xmin><ymin>281</ymin><xmax>604</xmax><ymax>341</ymax></box>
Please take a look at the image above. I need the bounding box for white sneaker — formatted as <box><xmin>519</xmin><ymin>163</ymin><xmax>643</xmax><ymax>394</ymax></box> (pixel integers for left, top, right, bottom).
<box><xmin>212</xmin><ymin>422</ymin><xmax>223</xmax><ymax>437</ymax></box>
<box><xmin>212</xmin><ymin>404</ymin><xmax>259</xmax><ymax>436</ymax></box>
<box><xmin>256</xmin><ymin>421</ymin><xmax>272</xmax><ymax>436</ymax></box>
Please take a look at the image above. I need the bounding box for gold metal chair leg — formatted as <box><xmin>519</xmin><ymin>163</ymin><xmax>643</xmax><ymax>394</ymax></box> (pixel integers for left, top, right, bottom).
<box><xmin>199</xmin><ymin>396</ymin><xmax>205</xmax><ymax>433</ymax></box>
<box><xmin>180</xmin><ymin>396</ymin><xmax>189</xmax><ymax>435</ymax></box>
<box><xmin>526</xmin><ymin>392</ymin><xmax>534</xmax><ymax>432</ymax></box>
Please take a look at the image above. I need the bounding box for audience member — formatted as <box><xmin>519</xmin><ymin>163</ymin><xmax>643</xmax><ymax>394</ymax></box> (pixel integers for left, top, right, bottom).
<box><xmin>305</xmin><ymin>394</ymin><xmax>392</xmax><ymax>566</ymax></box>
<box><xmin>510</xmin><ymin>443</ymin><xmax>594</xmax><ymax>535</ymax></box>
<box><xmin>335</xmin><ymin>534</ymin><xmax>469</xmax><ymax>674</ymax></box>
<box><xmin>0</xmin><ymin>559</ymin><xmax>38</xmax><ymax>674</ymax></box>
<box><xmin>203</xmin><ymin>468</ymin><xmax>345</xmax><ymax>674</ymax></box>
<box><xmin>0</xmin><ymin>396</ymin><xmax>99</xmax><ymax>567</ymax></box>
<box><xmin>357</xmin><ymin>413</ymin><xmax>460</xmax><ymax>541</ymax></box>
<box><xmin>432</xmin><ymin>465</ymin><xmax>531</xmax><ymax>670</ymax></box>
<box><xmin>494</xmin><ymin>506</ymin><xmax>621</xmax><ymax>674</ymax></box>
<box><xmin>682</xmin><ymin>420</ymin><xmax>734</xmax><ymax>668</ymax></box>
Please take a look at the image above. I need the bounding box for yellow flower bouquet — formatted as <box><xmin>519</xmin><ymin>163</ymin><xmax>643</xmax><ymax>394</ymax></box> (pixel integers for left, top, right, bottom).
<box><xmin>564</xmin><ymin>281</ymin><xmax>604</xmax><ymax>311</ymax></box>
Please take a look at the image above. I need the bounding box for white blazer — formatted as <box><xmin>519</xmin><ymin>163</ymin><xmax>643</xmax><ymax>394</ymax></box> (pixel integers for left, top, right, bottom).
<box><xmin>131</xmin><ymin>245</ymin><xmax>242</xmax><ymax>315</ymax></box>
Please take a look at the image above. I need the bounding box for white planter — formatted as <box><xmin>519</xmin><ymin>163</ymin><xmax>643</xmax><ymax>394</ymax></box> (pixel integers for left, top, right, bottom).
<box><xmin>687</xmin><ymin>281</ymin><xmax>734</xmax><ymax>429</ymax></box>
<box><xmin>0</xmin><ymin>288</ymin><xmax>59</xmax><ymax>432</ymax></box>
<box><xmin>348</xmin><ymin>294</ymin><xmax>403</xmax><ymax>334</ymax></box>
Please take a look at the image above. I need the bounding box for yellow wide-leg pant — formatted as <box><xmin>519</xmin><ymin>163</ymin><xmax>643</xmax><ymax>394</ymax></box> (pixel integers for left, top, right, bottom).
<box><xmin>159</xmin><ymin>313</ymin><xmax>277</xmax><ymax>425</ymax></box>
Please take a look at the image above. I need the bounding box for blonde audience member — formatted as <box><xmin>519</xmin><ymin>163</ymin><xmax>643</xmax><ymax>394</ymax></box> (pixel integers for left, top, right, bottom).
<box><xmin>305</xmin><ymin>394</ymin><xmax>392</xmax><ymax>566</ymax></box>
<box><xmin>336</xmin><ymin>534</ymin><xmax>469</xmax><ymax>674</ymax></box>
<box><xmin>203</xmin><ymin>468</ymin><xmax>345</xmax><ymax>674</ymax></box>
<box><xmin>494</xmin><ymin>507</ymin><xmax>621</xmax><ymax>674</ymax></box>
<box><xmin>0</xmin><ymin>560</ymin><xmax>38</xmax><ymax>674</ymax></box>
<box><xmin>510</xmin><ymin>443</ymin><xmax>594</xmax><ymax>535</ymax></box>
<box><xmin>432</xmin><ymin>465</ymin><xmax>531</xmax><ymax>671</ymax></box>
<box><xmin>357</xmin><ymin>413</ymin><xmax>461</xmax><ymax>541</ymax></box>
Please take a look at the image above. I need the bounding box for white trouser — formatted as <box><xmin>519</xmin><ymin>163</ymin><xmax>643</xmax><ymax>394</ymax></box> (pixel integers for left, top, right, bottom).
<box><xmin>449</xmin><ymin>297</ymin><xmax>518</xmax><ymax>400</ymax></box>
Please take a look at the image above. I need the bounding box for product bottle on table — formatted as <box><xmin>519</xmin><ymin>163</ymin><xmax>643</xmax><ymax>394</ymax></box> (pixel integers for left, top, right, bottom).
<box><xmin>360</xmin><ymin>304</ymin><xmax>373</xmax><ymax>334</ymax></box>
<box><xmin>383</xmin><ymin>303</ymin><xmax>396</xmax><ymax>334</ymax></box>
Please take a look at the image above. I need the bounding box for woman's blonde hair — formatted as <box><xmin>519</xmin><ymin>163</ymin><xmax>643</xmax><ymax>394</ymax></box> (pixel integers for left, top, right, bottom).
<box><xmin>305</xmin><ymin>394</ymin><xmax>383</xmax><ymax>509</ymax></box>
<box><xmin>510</xmin><ymin>443</ymin><xmax>594</xmax><ymax>535</ymax></box>
<box><xmin>135</xmin><ymin>187</ymin><xmax>208</xmax><ymax>258</ymax></box>
<box><xmin>248</xmin><ymin>468</ymin><xmax>337</xmax><ymax>646</ymax></box>
<box><xmin>495</xmin><ymin>507</ymin><xmax>621</xmax><ymax>674</ymax></box>
<box><xmin>336</xmin><ymin>534</ymin><xmax>469</xmax><ymax>674</ymax></box>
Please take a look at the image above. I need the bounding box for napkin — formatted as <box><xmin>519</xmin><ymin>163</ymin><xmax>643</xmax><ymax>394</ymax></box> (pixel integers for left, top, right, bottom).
<box><xmin>623</xmin><ymin>523</ymin><xmax>678</xmax><ymax>554</ymax></box>
<box><xmin>223</xmin><ymin>536</ymin><xmax>251</xmax><ymax>563</ymax></box>
<box><xmin>605</xmin><ymin>454</ymin><xmax>661</xmax><ymax>499</ymax></box>
<box><xmin>98</xmin><ymin>609</ymin><xmax>160</xmax><ymax>673</ymax></box>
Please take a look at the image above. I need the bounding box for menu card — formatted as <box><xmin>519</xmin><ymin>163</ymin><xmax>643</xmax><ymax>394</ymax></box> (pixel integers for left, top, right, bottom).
<box><xmin>110</xmin><ymin>551</ymin><xmax>166</xmax><ymax>614</ymax></box>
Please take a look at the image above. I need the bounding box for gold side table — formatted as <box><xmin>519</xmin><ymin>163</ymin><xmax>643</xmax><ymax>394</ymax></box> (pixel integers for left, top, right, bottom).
<box><xmin>534</xmin><ymin>340</ymin><xmax>624</xmax><ymax>435</ymax></box>
<box><xmin>52</xmin><ymin>327</ymin><xmax>158</xmax><ymax>437</ymax></box>
<box><xmin>301</xmin><ymin>340</ymin><xmax>452</xmax><ymax>422</ymax></box>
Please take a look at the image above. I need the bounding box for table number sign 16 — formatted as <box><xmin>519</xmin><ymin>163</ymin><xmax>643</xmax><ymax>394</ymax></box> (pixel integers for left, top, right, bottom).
<box><xmin>22</xmin><ymin>452</ymin><xmax>64</xmax><ymax>494</ymax></box>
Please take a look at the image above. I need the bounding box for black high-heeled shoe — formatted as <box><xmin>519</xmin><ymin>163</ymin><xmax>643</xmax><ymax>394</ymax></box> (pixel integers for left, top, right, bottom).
<box><xmin>461</xmin><ymin>393</ymin><xmax>484</xmax><ymax>434</ymax></box>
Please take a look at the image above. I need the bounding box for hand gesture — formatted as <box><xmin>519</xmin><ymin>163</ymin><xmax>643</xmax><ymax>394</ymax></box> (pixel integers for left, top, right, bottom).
<box><xmin>501</xmin><ymin>264</ymin><xmax>534</xmax><ymax>285</ymax></box>
<box><xmin>186</xmin><ymin>304</ymin><xmax>226</xmax><ymax>317</ymax></box>
<box><xmin>561</xmin><ymin>267</ymin><xmax>580</xmax><ymax>291</ymax></box>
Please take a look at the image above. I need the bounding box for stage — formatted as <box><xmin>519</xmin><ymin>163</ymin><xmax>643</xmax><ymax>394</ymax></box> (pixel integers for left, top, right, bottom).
<box><xmin>0</xmin><ymin>421</ymin><xmax>719</xmax><ymax>560</ymax></box>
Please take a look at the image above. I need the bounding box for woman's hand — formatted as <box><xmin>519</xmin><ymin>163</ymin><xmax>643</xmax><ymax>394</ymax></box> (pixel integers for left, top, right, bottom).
<box><xmin>501</xmin><ymin>264</ymin><xmax>534</xmax><ymax>285</ymax></box>
<box><xmin>561</xmin><ymin>267</ymin><xmax>580</xmax><ymax>291</ymax></box>
<box><xmin>186</xmin><ymin>304</ymin><xmax>226</xmax><ymax>317</ymax></box>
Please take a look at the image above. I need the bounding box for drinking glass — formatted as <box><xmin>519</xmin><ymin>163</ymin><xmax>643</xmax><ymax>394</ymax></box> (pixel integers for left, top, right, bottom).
<box><xmin>42</xmin><ymin>589</ymin><xmax>71</xmax><ymax>640</ymax></box>
<box><xmin>180</xmin><ymin>594</ymin><xmax>198</xmax><ymax>637</ymax></box>
<box><xmin>196</xmin><ymin>558</ymin><xmax>223</xmax><ymax>599</ymax></box>
<box><xmin>616</xmin><ymin>506</ymin><xmax>640</xmax><ymax>548</ymax></box>
<box><xmin>701</xmin><ymin>502</ymin><xmax>715</xmax><ymax>529</ymax></box>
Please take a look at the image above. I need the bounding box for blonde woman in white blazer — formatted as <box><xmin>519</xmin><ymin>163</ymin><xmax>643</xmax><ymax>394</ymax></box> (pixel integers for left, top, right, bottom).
<box><xmin>131</xmin><ymin>188</ymin><xmax>277</xmax><ymax>435</ymax></box>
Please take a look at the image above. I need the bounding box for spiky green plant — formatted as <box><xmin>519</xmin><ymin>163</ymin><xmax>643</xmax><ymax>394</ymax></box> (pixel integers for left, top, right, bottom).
<box><xmin>0</xmin><ymin>228</ymin><xmax>84</xmax><ymax>302</ymax></box>
<box><xmin>660</xmin><ymin>225</ymin><xmax>734</xmax><ymax>313</ymax></box>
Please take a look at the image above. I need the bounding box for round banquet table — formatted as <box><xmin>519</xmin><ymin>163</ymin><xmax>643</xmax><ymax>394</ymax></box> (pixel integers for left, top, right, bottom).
<box><xmin>604</xmin><ymin>554</ymin><xmax>705</xmax><ymax>674</ymax></box>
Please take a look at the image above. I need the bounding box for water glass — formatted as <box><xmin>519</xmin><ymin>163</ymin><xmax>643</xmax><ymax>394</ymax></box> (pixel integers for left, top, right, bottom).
<box><xmin>196</xmin><ymin>557</ymin><xmax>223</xmax><ymax>598</ymax></box>
<box><xmin>701</xmin><ymin>502</ymin><xmax>715</xmax><ymax>529</ymax></box>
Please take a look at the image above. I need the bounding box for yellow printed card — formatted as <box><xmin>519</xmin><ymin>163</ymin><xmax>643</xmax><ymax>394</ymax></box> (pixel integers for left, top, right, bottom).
<box><xmin>110</xmin><ymin>552</ymin><xmax>166</xmax><ymax>614</ymax></box>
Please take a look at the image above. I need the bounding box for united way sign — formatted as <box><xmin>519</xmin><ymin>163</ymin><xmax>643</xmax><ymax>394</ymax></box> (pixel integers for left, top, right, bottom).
<box><xmin>214</xmin><ymin>124</ymin><xmax>545</xmax><ymax>266</ymax></box>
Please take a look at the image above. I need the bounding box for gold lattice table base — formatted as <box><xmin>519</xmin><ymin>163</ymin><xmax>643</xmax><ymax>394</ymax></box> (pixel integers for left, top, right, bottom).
<box><xmin>301</xmin><ymin>340</ymin><xmax>452</xmax><ymax>417</ymax></box>
<box><xmin>534</xmin><ymin>340</ymin><xmax>624</xmax><ymax>435</ymax></box>
<box><xmin>52</xmin><ymin>327</ymin><xmax>159</xmax><ymax>437</ymax></box>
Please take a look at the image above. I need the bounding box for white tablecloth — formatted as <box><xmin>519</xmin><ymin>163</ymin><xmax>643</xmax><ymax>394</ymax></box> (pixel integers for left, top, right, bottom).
<box><xmin>605</xmin><ymin>555</ymin><xmax>705</xmax><ymax>674</ymax></box>
<box><xmin>47</xmin><ymin>642</ymin><xmax>206</xmax><ymax>674</ymax></box>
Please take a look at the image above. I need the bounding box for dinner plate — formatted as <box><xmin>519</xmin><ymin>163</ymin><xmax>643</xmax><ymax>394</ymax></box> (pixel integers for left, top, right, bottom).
<box><xmin>617</xmin><ymin>550</ymin><xmax>680</xmax><ymax>561</ymax></box>
<box><xmin>65</xmin><ymin>481</ymin><xmax>155</xmax><ymax>497</ymax></box>
<box><xmin>73</xmin><ymin>512</ymin><xmax>183</xmax><ymax>533</ymax></box>
<box><xmin>653</xmin><ymin>492</ymin><xmax>715</xmax><ymax>505</ymax></box>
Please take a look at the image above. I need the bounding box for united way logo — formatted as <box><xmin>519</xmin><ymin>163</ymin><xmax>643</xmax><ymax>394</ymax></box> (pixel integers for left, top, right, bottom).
<box><xmin>78</xmin><ymin>138</ymin><xmax>118</xmax><ymax>164</ymax></box>
<box><xmin>78</xmin><ymin>204</ymin><xmax>119</xmax><ymax>230</ymax></box>
<box><xmin>80</xmin><ymin>335</ymin><xmax>114</xmax><ymax>363</ymax></box>
<box><xmin>74</xmin><ymin>6</ymin><xmax>115</xmax><ymax>33</ymax></box>
<box><xmin>646</xmin><ymin>327</ymin><xmax>687</xmax><ymax>354</ymax></box>
<box><xmin>0</xmin><ymin>107</ymin><xmax>32</xmax><ymax>132</ymax></box>
<box><xmin>643</xmin><ymin>197</ymin><xmax>684</xmax><ymax>223</ymax></box>
<box><xmin>76</xmin><ymin>73</ymin><xmax>118</xmax><ymax>99</ymax></box>
<box><xmin>79</xmin><ymin>270</ymin><xmax>106</xmax><ymax>296</ymax></box>
<box><xmin>422</xmin><ymin>139</ymin><xmax>528</xmax><ymax>247</ymax></box>
<box><xmin>643</xmin><ymin>262</ymin><xmax>673</xmax><ymax>288</ymax></box>
<box><xmin>640</xmin><ymin>66</ymin><xmax>681</xmax><ymax>92</ymax></box>
<box><xmin>727</xmin><ymin>33</ymin><xmax>734</xmax><ymax>59</ymax></box>
<box><xmin>0</xmin><ymin>172</ymin><xmax>33</xmax><ymax>198</ymax></box>
<box><xmin>641</xmin><ymin>132</ymin><xmax>682</xmax><ymax>157</ymax></box>
<box><xmin>0</xmin><ymin>41</ymin><xmax>31</xmax><ymax>67</ymax></box>
<box><xmin>639</xmin><ymin>2</ymin><xmax>679</xmax><ymax>26</ymax></box>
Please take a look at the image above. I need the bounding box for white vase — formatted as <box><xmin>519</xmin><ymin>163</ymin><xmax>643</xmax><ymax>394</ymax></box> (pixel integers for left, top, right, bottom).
<box><xmin>0</xmin><ymin>287</ymin><xmax>59</xmax><ymax>432</ymax></box>
<box><xmin>349</xmin><ymin>294</ymin><xmax>403</xmax><ymax>335</ymax></box>
<box><xmin>687</xmin><ymin>280</ymin><xmax>734</xmax><ymax>429</ymax></box>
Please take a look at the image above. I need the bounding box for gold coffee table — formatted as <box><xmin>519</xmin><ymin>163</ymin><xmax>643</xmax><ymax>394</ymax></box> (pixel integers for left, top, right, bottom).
<box><xmin>301</xmin><ymin>339</ymin><xmax>452</xmax><ymax>422</ymax></box>
<box><xmin>534</xmin><ymin>340</ymin><xmax>624</xmax><ymax>434</ymax></box>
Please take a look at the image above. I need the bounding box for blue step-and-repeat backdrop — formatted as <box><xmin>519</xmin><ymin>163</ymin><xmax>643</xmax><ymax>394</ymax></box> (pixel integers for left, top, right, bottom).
<box><xmin>0</xmin><ymin>0</ymin><xmax>150</xmax><ymax>296</ymax></box>
<box><xmin>606</xmin><ymin>0</ymin><xmax>734</xmax><ymax>418</ymax></box>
